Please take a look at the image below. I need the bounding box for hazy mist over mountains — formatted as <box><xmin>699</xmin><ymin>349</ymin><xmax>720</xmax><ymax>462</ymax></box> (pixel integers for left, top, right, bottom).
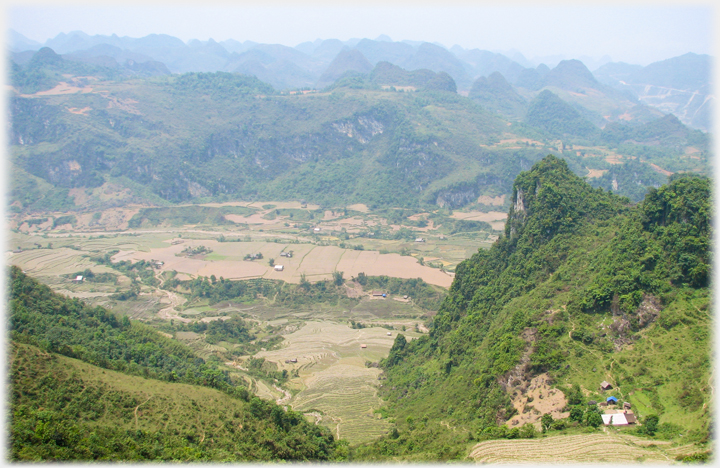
<box><xmin>9</xmin><ymin>29</ymin><xmax>712</xmax><ymax>132</ymax></box>
<box><xmin>9</xmin><ymin>29</ymin><xmax>615</xmax><ymax>73</ymax></box>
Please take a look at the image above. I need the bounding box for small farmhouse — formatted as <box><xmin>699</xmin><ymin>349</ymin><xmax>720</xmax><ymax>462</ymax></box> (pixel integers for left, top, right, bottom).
<box><xmin>73</xmin><ymin>275</ymin><xmax>84</xmax><ymax>283</ymax></box>
<box><xmin>274</xmin><ymin>265</ymin><xmax>284</xmax><ymax>271</ymax></box>
<box><xmin>601</xmin><ymin>381</ymin><xmax>613</xmax><ymax>390</ymax></box>
<box><xmin>360</xmin><ymin>344</ymin><xmax>367</xmax><ymax>348</ymax></box>
<box><xmin>601</xmin><ymin>413</ymin><xmax>629</xmax><ymax>426</ymax></box>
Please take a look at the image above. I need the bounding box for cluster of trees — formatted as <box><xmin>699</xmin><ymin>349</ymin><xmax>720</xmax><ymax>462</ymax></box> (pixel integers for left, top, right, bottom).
<box><xmin>66</xmin><ymin>268</ymin><xmax>117</xmax><ymax>284</ymax></box>
<box><xmin>166</xmin><ymin>274</ymin><xmax>356</xmax><ymax>309</ymax></box>
<box><xmin>354</xmin><ymin>273</ymin><xmax>446</xmax><ymax>310</ymax></box>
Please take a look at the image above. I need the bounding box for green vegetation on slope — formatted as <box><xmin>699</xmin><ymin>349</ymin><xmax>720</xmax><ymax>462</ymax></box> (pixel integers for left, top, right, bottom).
<box><xmin>10</xmin><ymin>343</ymin><xmax>340</xmax><ymax>461</ymax></box>
<box><xmin>10</xmin><ymin>265</ymin><xmax>246</xmax><ymax>395</ymax></box>
<box><xmin>352</xmin><ymin>155</ymin><xmax>711</xmax><ymax>460</ymax></box>
<box><xmin>8</xmin><ymin>266</ymin><xmax>342</xmax><ymax>461</ymax></box>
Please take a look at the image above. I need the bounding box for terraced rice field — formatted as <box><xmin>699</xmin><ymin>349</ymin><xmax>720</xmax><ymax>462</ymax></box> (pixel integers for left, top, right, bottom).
<box><xmin>468</xmin><ymin>433</ymin><xmax>677</xmax><ymax>464</ymax></box>
<box><xmin>8</xmin><ymin>248</ymin><xmax>96</xmax><ymax>277</ymax></box>
<box><xmin>291</xmin><ymin>364</ymin><xmax>390</xmax><ymax>443</ymax></box>
<box><xmin>254</xmin><ymin>320</ymin><xmax>413</xmax><ymax>444</ymax></box>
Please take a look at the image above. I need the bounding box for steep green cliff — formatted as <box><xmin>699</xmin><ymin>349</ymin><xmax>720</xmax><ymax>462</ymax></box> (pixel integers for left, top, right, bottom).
<box><xmin>354</xmin><ymin>156</ymin><xmax>711</xmax><ymax>460</ymax></box>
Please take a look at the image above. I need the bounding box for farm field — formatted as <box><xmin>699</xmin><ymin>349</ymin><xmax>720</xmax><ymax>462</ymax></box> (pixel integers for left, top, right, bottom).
<box><xmin>251</xmin><ymin>320</ymin><xmax>416</xmax><ymax>444</ymax></box>
<box><xmin>7</xmin><ymin>202</ymin><xmax>506</xmax><ymax>288</ymax></box>
<box><xmin>468</xmin><ymin>433</ymin><xmax>699</xmax><ymax>464</ymax></box>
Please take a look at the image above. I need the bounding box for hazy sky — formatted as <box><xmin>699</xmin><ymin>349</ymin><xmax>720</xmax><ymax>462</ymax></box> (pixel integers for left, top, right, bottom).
<box><xmin>6</xmin><ymin>2</ymin><xmax>715</xmax><ymax>66</ymax></box>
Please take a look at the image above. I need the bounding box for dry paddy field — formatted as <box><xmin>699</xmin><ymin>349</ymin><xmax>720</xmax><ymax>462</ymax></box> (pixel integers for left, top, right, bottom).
<box><xmin>112</xmin><ymin>239</ymin><xmax>453</xmax><ymax>288</ymax></box>
<box><xmin>253</xmin><ymin>320</ymin><xmax>415</xmax><ymax>444</ymax></box>
<box><xmin>468</xmin><ymin>433</ymin><xmax>679</xmax><ymax>464</ymax></box>
<box><xmin>450</xmin><ymin>210</ymin><xmax>507</xmax><ymax>231</ymax></box>
<box><xmin>8</xmin><ymin>247</ymin><xmax>98</xmax><ymax>278</ymax></box>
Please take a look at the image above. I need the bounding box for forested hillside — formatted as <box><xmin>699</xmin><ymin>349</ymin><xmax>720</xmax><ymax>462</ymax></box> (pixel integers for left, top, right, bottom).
<box><xmin>8</xmin><ymin>267</ymin><xmax>342</xmax><ymax>461</ymax></box>
<box><xmin>9</xmin><ymin>50</ymin><xmax>710</xmax><ymax>213</ymax></box>
<box><xmin>352</xmin><ymin>156</ymin><xmax>711</xmax><ymax>460</ymax></box>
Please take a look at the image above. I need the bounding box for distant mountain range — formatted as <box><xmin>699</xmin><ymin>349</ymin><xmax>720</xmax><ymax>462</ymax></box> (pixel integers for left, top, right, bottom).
<box><xmin>8</xmin><ymin>30</ymin><xmax>713</xmax><ymax>131</ymax></box>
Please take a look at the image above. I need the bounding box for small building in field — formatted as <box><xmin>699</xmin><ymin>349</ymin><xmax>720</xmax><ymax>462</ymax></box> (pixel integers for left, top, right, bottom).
<box><xmin>73</xmin><ymin>275</ymin><xmax>84</xmax><ymax>283</ymax></box>
<box><xmin>607</xmin><ymin>396</ymin><xmax>618</xmax><ymax>405</ymax></box>
<box><xmin>624</xmin><ymin>412</ymin><xmax>637</xmax><ymax>424</ymax></box>
<box><xmin>387</xmin><ymin>332</ymin><xmax>392</xmax><ymax>336</ymax></box>
<box><xmin>601</xmin><ymin>381</ymin><xmax>613</xmax><ymax>390</ymax></box>
<box><xmin>602</xmin><ymin>413</ymin><xmax>629</xmax><ymax>426</ymax></box>
<box><xmin>623</xmin><ymin>401</ymin><xmax>632</xmax><ymax>410</ymax></box>
<box><xmin>415</xmin><ymin>238</ymin><xmax>425</xmax><ymax>243</ymax></box>
<box><xmin>274</xmin><ymin>265</ymin><xmax>284</xmax><ymax>271</ymax></box>
<box><xmin>587</xmin><ymin>400</ymin><xmax>597</xmax><ymax>405</ymax></box>
<box><xmin>360</xmin><ymin>344</ymin><xmax>367</xmax><ymax>348</ymax></box>
<box><xmin>313</xmin><ymin>227</ymin><xmax>321</xmax><ymax>233</ymax></box>
<box><xmin>372</xmin><ymin>290</ymin><xmax>385</xmax><ymax>297</ymax></box>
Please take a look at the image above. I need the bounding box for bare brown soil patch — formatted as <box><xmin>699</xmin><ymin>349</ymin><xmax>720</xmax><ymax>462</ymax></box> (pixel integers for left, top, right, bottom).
<box><xmin>346</xmin><ymin>203</ymin><xmax>369</xmax><ymax>213</ymax></box>
<box><xmin>244</xmin><ymin>201</ymin><xmax>321</xmax><ymax>210</ymax></box>
<box><xmin>23</xmin><ymin>82</ymin><xmax>93</xmax><ymax>97</ymax></box>
<box><xmin>605</xmin><ymin>154</ymin><xmax>623</xmax><ymax>164</ymax></box>
<box><xmin>477</xmin><ymin>195</ymin><xmax>505</xmax><ymax>206</ymax></box>
<box><xmin>506</xmin><ymin>373</ymin><xmax>569</xmax><ymax>429</ymax></box>
<box><xmin>67</xmin><ymin>107</ymin><xmax>92</xmax><ymax>115</ymax></box>
<box><xmin>104</xmin><ymin>95</ymin><xmax>141</xmax><ymax>114</ymax></box>
<box><xmin>224</xmin><ymin>213</ymin><xmax>280</xmax><ymax>225</ymax></box>
<box><xmin>585</xmin><ymin>168</ymin><xmax>607</xmax><ymax>178</ymax></box>
<box><xmin>648</xmin><ymin>163</ymin><xmax>673</xmax><ymax>177</ymax></box>
<box><xmin>323</xmin><ymin>210</ymin><xmax>342</xmax><ymax>220</ymax></box>
<box><xmin>450</xmin><ymin>211</ymin><xmax>507</xmax><ymax>223</ymax></box>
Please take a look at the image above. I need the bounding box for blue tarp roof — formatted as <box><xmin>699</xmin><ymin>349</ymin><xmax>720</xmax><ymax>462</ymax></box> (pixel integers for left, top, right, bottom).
<box><xmin>607</xmin><ymin>396</ymin><xmax>618</xmax><ymax>402</ymax></box>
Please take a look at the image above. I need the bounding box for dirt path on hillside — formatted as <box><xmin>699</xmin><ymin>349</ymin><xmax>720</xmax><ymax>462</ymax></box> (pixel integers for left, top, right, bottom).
<box><xmin>274</xmin><ymin>384</ymin><xmax>292</xmax><ymax>406</ymax></box>
<box><xmin>134</xmin><ymin>396</ymin><xmax>153</xmax><ymax>429</ymax></box>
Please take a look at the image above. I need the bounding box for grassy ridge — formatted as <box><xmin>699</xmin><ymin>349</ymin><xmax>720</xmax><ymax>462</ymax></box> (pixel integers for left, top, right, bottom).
<box><xmin>10</xmin><ymin>342</ymin><xmax>340</xmax><ymax>461</ymax></box>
